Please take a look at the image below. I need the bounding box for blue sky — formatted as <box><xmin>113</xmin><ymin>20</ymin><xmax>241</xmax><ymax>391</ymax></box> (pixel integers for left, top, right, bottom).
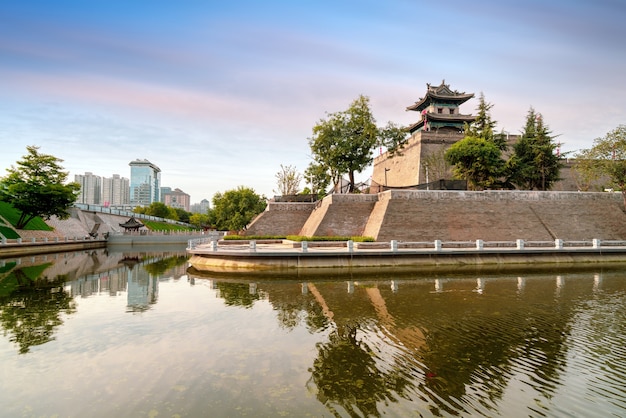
<box><xmin>1</xmin><ymin>0</ymin><xmax>625</xmax><ymax>203</ymax></box>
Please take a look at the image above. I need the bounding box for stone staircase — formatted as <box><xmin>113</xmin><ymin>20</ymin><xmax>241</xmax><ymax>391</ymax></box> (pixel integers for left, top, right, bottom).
<box><xmin>299</xmin><ymin>194</ymin><xmax>378</xmax><ymax>237</ymax></box>
<box><xmin>245</xmin><ymin>202</ymin><xmax>316</xmax><ymax>236</ymax></box>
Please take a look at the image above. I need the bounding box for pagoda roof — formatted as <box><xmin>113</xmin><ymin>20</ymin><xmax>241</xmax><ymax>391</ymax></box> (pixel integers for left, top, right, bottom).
<box><xmin>119</xmin><ymin>216</ymin><xmax>144</xmax><ymax>230</ymax></box>
<box><xmin>407</xmin><ymin>80</ymin><xmax>474</xmax><ymax>112</ymax></box>
<box><xmin>408</xmin><ymin>113</ymin><xmax>475</xmax><ymax>133</ymax></box>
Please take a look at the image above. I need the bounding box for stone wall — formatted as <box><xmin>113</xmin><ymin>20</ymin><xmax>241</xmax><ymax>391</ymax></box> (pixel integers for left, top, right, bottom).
<box><xmin>245</xmin><ymin>190</ymin><xmax>626</xmax><ymax>242</ymax></box>
<box><xmin>245</xmin><ymin>202</ymin><xmax>316</xmax><ymax>236</ymax></box>
<box><xmin>299</xmin><ymin>194</ymin><xmax>378</xmax><ymax>237</ymax></box>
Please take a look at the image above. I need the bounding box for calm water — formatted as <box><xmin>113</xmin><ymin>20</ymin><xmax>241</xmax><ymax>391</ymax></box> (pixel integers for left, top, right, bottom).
<box><xmin>0</xmin><ymin>248</ymin><xmax>625</xmax><ymax>417</ymax></box>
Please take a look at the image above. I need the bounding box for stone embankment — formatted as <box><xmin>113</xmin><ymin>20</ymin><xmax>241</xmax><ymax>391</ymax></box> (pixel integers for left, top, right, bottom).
<box><xmin>246</xmin><ymin>190</ymin><xmax>626</xmax><ymax>242</ymax></box>
<box><xmin>1</xmin><ymin>207</ymin><xmax>204</xmax><ymax>258</ymax></box>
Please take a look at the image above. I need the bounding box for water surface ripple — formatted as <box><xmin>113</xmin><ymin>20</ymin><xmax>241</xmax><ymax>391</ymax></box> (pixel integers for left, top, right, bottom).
<box><xmin>0</xmin><ymin>249</ymin><xmax>625</xmax><ymax>417</ymax></box>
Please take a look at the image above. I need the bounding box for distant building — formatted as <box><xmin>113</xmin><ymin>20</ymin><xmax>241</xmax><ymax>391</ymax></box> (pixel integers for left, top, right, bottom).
<box><xmin>163</xmin><ymin>188</ymin><xmax>190</xmax><ymax>211</ymax></box>
<box><xmin>75</xmin><ymin>172</ymin><xmax>102</xmax><ymax>205</ymax></box>
<box><xmin>190</xmin><ymin>198</ymin><xmax>210</xmax><ymax>214</ymax></box>
<box><xmin>102</xmin><ymin>174</ymin><xmax>130</xmax><ymax>206</ymax></box>
<box><xmin>129</xmin><ymin>159</ymin><xmax>161</xmax><ymax>206</ymax></box>
<box><xmin>159</xmin><ymin>187</ymin><xmax>172</xmax><ymax>203</ymax></box>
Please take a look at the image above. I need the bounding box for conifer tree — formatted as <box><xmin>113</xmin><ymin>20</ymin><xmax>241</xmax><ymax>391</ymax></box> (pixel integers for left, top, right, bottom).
<box><xmin>508</xmin><ymin>107</ymin><xmax>562</xmax><ymax>190</ymax></box>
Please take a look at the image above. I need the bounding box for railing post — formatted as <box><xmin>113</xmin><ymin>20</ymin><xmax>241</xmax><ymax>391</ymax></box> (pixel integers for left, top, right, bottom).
<box><xmin>249</xmin><ymin>240</ymin><xmax>256</xmax><ymax>252</ymax></box>
<box><xmin>593</xmin><ymin>238</ymin><xmax>601</xmax><ymax>249</ymax></box>
<box><xmin>516</xmin><ymin>239</ymin><xmax>525</xmax><ymax>250</ymax></box>
<box><xmin>390</xmin><ymin>240</ymin><xmax>398</xmax><ymax>252</ymax></box>
<box><xmin>17</xmin><ymin>238</ymin><xmax>22</xmax><ymax>244</ymax></box>
<box><xmin>555</xmin><ymin>239</ymin><xmax>563</xmax><ymax>249</ymax></box>
<box><xmin>434</xmin><ymin>240</ymin><xmax>442</xmax><ymax>251</ymax></box>
<box><xmin>1</xmin><ymin>237</ymin><xmax>5</xmax><ymax>245</ymax></box>
<box><xmin>347</xmin><ymin>240</ymin><xmax>354</xmax><ymax>253</ymax></box>
<box><xmin>301</xmin><ymin>241</ymin><xmax>308</xmax><ymax>253</ymax></box>
<box><xmin>476</xmin><ymin>239</ymin><xmax>484</xmax><ymax>250</ymax></box>
<box><xmin>211</xmin><ymin>240</ymin><xmax>218</xmax><ymax>252</ymax></box>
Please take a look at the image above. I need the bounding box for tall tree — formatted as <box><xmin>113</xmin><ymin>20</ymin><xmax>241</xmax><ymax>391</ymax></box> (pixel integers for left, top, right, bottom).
<box><xmin>446</xmin><ymin>93</ymin><xmax>506</xmax><ymax>189</ymax></box>
<box><xmin>308</xmin><ymin>95</ymin><xmax>407</xmax><ymax>193</ymax></box>
<box><xmin>508</xmin><ymin>108</ymin><xmax>562</xmax><ymax>190</ymax></box>
<box><xmin>0</xmin><ymin>146</ymin><xmax>80</xmax><ymax>229</ymax></box>
<box><xmin>208</xmin><ymin>186</ymin><xmax>267</xmax><ymax>232</ymax></box>
<box><xmin>575</xmin><ymin>125</ymin><xmax>626</xmax><ymax>208</ymax></box>
<box><xmin>274</xmin><ymin>164</ymin><xmax>303</xmax><ymax>196</ymax></box>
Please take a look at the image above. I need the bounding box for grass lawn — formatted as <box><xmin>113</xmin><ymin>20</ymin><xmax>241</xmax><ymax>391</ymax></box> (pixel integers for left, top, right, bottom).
<box><xmin>0</xmin><ymin>201</ymin><xmax>53</xmax><ymax>231</ymax></box>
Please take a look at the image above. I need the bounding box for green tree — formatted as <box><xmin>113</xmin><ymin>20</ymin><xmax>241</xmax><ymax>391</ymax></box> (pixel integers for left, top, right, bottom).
<box><xmin>575</xmin><ymin>125</ymin><xmax>626</xmax><ymax>207</ymax></box>
<box><xmin>304</xmin><ymin>162</ymin><xmax>331</xmax><ymax>198</ymax></box>
<box><xmin>138</xmin><ymin>202</ymin><xmax>177</xmax><ymax>220</ymax></box>
<box><xmin>308</xmin><ymin>95</ymin><xmax>407</xmax><ymax>193</ymax></box>
<box><xmin>0</xmin><ymin>146</ymin><xmax>80</xmax><ymax>229</ymax></box>
<box><xmin>189</xmin><ymin>213</ymin><xmax>210</xmax><ymax>229</ymax></box>
<box><xmin>446</xmin><ymin>94</ymin><xmax>506</xmax><ymax>189</ymax></box>
<box><xmin>208</xmin><ymin>186</ymin><xmax>267</xmax><ymax>232</ymax></box>
<box><xmin>508</xmin><ymin>108</ymin><xmax>562</xmax><ymax>190</ymax></box>
<box><xmin>173</xmin><ymin>207</ymin><xmax>191</xmax><ymax>224</ymax></box>
<box><xmin>378</xmin><ymin>121</ymin><xmax>408</xmax><ymax>157</ymax></box>
<box><xmin>274</xmin><ymin>164</ymin><xmax>303</xmax><ymax>196</ymax></box>
<box><xmin>445</xmin><ymin>136</ymin><xmax>504</xmax><ymax>190</ymax></box>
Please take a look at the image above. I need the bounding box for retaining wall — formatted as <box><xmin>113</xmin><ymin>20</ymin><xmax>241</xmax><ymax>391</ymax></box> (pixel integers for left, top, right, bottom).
<box><xmin>247</xmin><ymin>190</ymin><xmax>626</xmax><ymax>242</ymax></box>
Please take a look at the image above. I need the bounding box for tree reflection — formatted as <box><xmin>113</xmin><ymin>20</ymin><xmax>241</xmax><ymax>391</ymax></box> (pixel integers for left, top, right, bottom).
<box><xmin>308</xmin><ymin>325</ymin><xmax>412</xmax><ymax>417</ymax></box>
<box><xmin>215</xmin><ymin>282</ymin><xmax>262</xmax><ymax>308</ymax></box>
<box><xmin>0</xmin><ymin>265</ymin><xmax>76</xmax><ymax>354</ymax></box>
<box><xmin>142</xmin><ymin>255</ymin><xmax>188</xmax><ymax>276</ymax></box>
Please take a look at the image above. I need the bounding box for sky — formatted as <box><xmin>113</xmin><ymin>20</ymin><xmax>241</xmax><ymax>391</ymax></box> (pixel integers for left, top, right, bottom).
<box><xmin>1</xmin><ymin>0</ymin><xmax>625</xmax><ymax>204</ymax></box>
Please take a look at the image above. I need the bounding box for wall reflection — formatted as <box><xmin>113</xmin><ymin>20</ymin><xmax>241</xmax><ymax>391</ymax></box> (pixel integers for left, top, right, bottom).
<box><xmin>1</xmin><ymin>250</ymin><xmax>625</xmax><ymax>417</ymax></box>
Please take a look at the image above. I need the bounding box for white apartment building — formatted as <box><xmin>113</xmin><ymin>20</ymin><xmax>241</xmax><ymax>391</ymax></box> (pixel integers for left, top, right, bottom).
<box><xmin>75</xmin><ymin>172</ymin><xmax>102</xmax><ymax>205</ymax></box>
<box><xmin>102</xmin><ymin>174</ymin><xmax>130</xmax><ymax>206</ymax></box>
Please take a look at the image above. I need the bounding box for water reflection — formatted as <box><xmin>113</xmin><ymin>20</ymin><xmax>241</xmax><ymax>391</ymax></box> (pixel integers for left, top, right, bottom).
<box><xmin>0</xmin><ymin>250</ymin><xmax>625</xmax><ymax>417</ymax></box>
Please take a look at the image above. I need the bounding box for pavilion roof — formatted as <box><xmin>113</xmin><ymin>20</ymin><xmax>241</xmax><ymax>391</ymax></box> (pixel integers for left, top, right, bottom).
<box><xmin>119</xmin><ymin>216</ymin><xmax>144</xmax><ymax>229</ymax></box>
<box><xmin>408</xmin><ymin>113</ymin><xmax>475</xmax><ymax>133</ymax></box>
<box><xmin>407</xmin><ymin>80</ymin><xmax>474</xmax><ymax>112</ymax></box>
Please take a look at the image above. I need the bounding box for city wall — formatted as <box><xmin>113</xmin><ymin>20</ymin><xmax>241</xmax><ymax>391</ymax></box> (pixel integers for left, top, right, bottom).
<box><xmin>245</xmin><ymin>190</ymin><xmax>626</xmax><ymax>242</ymax></box>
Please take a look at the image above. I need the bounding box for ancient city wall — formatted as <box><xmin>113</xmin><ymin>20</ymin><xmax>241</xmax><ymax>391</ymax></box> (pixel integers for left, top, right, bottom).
<box><xmin>245</xmin><ymin>202</ymin><xmax>316</xmax><ymax>236</ymax></box>
<box><xmin>247</xmin><ymin>190</ymin><xmax>626</xmax><ymax>242</ymax></box>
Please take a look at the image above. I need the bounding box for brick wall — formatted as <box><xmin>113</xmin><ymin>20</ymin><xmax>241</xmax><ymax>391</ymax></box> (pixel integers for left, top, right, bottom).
<box><xmin>247</xmin><ymin>190</ymin><xmax>626</xmax><ymax>242</ymax></box>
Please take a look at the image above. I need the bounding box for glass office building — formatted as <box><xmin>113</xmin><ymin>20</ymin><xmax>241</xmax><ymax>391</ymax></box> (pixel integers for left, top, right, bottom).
<box><xmin>129</xmin><ymin>159</ymin><xmax>161</xmax><ymax>206</ymax></box>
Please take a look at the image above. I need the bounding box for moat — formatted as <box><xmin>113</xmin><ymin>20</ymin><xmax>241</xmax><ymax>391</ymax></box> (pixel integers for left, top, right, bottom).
<box><xmin>1</xmin><ymin>247</ymin><xmax>625</xmax><ymax>417</ymax></box>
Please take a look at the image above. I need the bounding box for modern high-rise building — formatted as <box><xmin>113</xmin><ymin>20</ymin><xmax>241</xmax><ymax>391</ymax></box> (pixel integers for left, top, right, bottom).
<box><xmin>129</xmin><ymin>159</ymin><xmax>161</xmax><ymax>207</ymax></box>
<box><xmin>102</xmin><ymin>174</ymin><xmax>130</xmax><ymax>206</ymax></box>
<box><xmin>75</xmin><ymin>172</ymin><xmax>102</xmax><ymax>205</ymax></box>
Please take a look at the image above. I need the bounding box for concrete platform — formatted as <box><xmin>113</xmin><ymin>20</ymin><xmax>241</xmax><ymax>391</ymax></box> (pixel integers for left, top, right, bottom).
<box><xmin>187</xmin><ymin>240</ymin><xmax>626</xmax><ymax>276</ymax></box>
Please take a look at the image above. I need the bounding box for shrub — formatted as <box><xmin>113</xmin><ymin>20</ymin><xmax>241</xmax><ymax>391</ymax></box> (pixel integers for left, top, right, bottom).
<box><xmin>286</xmin><ymin>235</ymin><xmax>374</xmax><ymax>242</ymax></box>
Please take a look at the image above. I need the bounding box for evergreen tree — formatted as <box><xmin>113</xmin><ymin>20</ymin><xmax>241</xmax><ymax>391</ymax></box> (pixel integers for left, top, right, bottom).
<box><xmin>508</xmin><ymin>107</ymin><xmax>562</xmax><ymax>190</ymax></box>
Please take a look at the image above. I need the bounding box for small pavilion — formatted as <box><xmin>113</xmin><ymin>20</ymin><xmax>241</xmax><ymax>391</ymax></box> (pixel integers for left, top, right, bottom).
<box><xmin>119</xmin><ymin>216</ymin><xmax>144</xmax><ymax>232</ymax></box>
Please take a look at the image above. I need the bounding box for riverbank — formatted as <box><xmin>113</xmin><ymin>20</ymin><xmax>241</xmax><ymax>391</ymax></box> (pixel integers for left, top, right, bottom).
<box><xmin>187</xmin><ymin>239</ymin><xmax>626</xmax><ymax>275</ymax></box>
<box><xmin>0</xmin><ymin>238</ymin><xmax>107</xmax><ymax>258</ymax></box>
